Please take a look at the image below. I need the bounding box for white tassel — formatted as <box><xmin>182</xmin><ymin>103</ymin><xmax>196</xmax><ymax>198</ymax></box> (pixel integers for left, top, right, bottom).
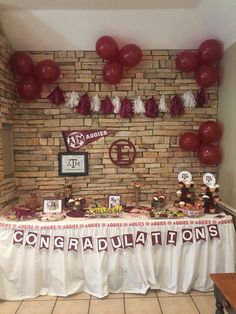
<box><xmin>112</xmin><ymin>96</ymin><xmax>121</xmax><ymax>114</ymax></box>
<box><xmin>134</xmin><ymin>96</ymin><xmax>145</xmax><ymax>114</ymax></box>
<box><xmin>159</xmin><ymin>94</ymin><xmax>168</xmax><ymax>113</ymax></box>
<box><xmin>182</xmin><ymin>90</ymin><xmax>196</xmax><ymax>109</ymax></box>
<box><xmin>65</xmin><ymin>91</ymin><xmax>79</xmax><ymax>108</ymax></box>
<box><xmin>91</xmin><ymin>94</ymin><xmax>101</xmax><ymax>113</ymax></box>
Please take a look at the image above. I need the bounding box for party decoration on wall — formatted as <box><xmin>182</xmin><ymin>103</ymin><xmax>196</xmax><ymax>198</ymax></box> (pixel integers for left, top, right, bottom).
<box><xmin>65</xmin><ymin>91</ymin><xmax>80</xmax><ymax>108</ymax></box>
<box><xmin>75</xmin><ymin>93</ymin><xmax>91</xmax><ymax>115</ymax></box>
<box><xmin>112</xmin><ymin>96</ymin><xmax>121</xmax><ymax>114</ymax></box>
<box><xmin>198</xmin><ymin>144</ymin><xmax>222</xmax><ymax>165</ymax></box>
<box><xmin>175</xmin><ymin>38</ymin><xmax>223</xmax><ymax>89</ymax></box>
<box><xmin>179</xmin><ymin>132</ymin><xmax>200</xmax><ymax>151</ymax></box>
<box><xmin>120</xmin><ymin>97</ymin><xmax>134</xmax><ymax>119</ymax></box>
<box><xmin>145</xmin><ymin>96</ymin><xmax>159</xmax><ymax>118</ymax></box>
<box><xmin>95</xmin><ymin>36</ymin><xmax>119</xmax><ymax>61</ymax></box>
<box><xmin>9</xmin><ymin>52</ymin><xmax>34</xmax><ymax>76</ymax></box>
<box><xmin>196</xmin><ymin>88</ymin><xmax>207</xmax><ymax>107</ymax></box>
<box><xmin>95</xmin><ymin>36</ymin><xmax>142</xmax><ymax>85</ymax></box>
<box><xmin>133</xmin><ymin>96</ymin><xmax>145</xmax><ymax>114</ymax></box>
<box><xmin>109</xmin><ymin>139</ymin><xmax>136</xmax><ymax>166</ymax></box>
<box><xmin>195</xmin><ymin>64</ymin><xmax>218</xmax><ymax>88</ymax></box>
<box><xmin>102</xmin><ymin>61</ymin><xmax>123</xmax><ymax>85</ymax></box>
<box><xmin>9</xmin><ymin>52</ymin><xmax>62</xmax><ymax>101</ymax></box>
<box><xmin>35</xmin><ymin>59</ymin><xmax>60</xmax><ymax>83</ymax></box>
<box><xmin>63</xmin><ymin>129</ymin><xmax>115</xmax><ymax>151</ymax></box>
<box><xmin>198</xmin><ymin>120</ymin><xmax>222</xmax><ymax>144</ymax></box>
<box><xmin>91</xmin><ymin>94</ymin><xmax>101</xmax><ymax>113</ymax></box>
<box><xmin>101</xmin><ymin>96</ymin><xmax>113</xmax><ymax>114</ymax></box>
<box><xmin>198</xmin><ymin>39</ymin><xmax>223</xmax><ymax>64</ymax></box>
<box><xmin>178</xmin><ymin>119</ymin><xmax>223</xmax><ymax>166</ymax></box>
<box><xmin>47</xmin><ymin>86</ymin><xmax>65</xmax><ymax>105</ymax></box>
<box><xmin>175</xmin><ymin>50</ymin><xmax>199</xmax><ymax>72</ymax></box>
<box><xmin>170</xmin><ymin>95</ymin><xmax>184</xmax><ymax>117</ymax></box>
<box><xmin>159</xmin><ymin>94</ymin><xmax>168</xmax><ymax>113</ymax></box>
<box><xmin>119</xmin><ymin>44</ymin><xmax>143</xmax><ymax>68</ymax></box>
<box><xmin>17</xmin><ymin>76</ymin><xmax>41</xmax><ymax>100</ymax></box>
<box><xmin>182</xmin><ymin>90</ymin><xmax>196</xmax><ymax>109</ymax></box>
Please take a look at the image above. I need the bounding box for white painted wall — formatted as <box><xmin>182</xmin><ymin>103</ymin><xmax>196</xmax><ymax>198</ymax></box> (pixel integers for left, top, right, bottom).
<box><xmin>218</xmin><ymin>42</ymin><xmax>236</xmax><ymax>209</ymax></box>
<box><xmin>0</xmin><ymin>9</ymin><xmax>207</xmax><ymax>51</ymax></box>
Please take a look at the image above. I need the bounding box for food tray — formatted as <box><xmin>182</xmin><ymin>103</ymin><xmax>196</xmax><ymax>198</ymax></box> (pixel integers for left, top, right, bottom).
<box><xmin>37</xmin><ymin>214</ymin><xmax>66</xmax><ymax>222</ymax></box>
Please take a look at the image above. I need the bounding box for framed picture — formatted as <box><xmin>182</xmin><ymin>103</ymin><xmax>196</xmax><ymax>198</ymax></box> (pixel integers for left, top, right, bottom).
<box><xmin>58</xmin><ymin>152</ymin><xmax>88</xmax><ymax>176</ymax></box>
<box><xmin>43</xmin><ymin>199</ymin><xmax>63</xmax><ymax>214</ymax></box>
<box><xmin>108</xmin><ymin>195</ymin><xmax>121</xmax><ymax>208</ymax></box>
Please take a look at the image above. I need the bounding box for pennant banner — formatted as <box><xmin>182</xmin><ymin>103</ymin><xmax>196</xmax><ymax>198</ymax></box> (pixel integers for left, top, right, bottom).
<box><xmin>63</xmin><ymin>129</ymin><xmax>115</xmax><ymax>151</ymax></box>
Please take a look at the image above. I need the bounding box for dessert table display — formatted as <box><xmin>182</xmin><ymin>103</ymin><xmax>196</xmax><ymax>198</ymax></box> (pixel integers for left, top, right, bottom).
<box><xmin>0</xmin><ymin>208</ymin><xmax>235</xmax><ymax>300</ymax></box>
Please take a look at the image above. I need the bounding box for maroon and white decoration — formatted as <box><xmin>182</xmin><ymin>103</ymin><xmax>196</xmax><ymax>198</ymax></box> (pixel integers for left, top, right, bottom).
<box><xmin>12</xmin><ymin>223</ymin><xmax>221</xmax><ymax>252</ymax></box>
<box><xmin>109</xmin><ymin>139</ymin><xmax>136</xmax><ymax>166</ymax></box>
<box><xmin>63</xmin><ymin>129</ymin><xmax>115</xmax><ymax>151</ymax></box>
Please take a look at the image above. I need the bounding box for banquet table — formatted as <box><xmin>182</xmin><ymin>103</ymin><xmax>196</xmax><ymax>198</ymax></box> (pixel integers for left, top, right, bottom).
<box><xmin>0</xmin><ymin>212</ymin><xmax>235</xmax><ymax>300</ymax></box>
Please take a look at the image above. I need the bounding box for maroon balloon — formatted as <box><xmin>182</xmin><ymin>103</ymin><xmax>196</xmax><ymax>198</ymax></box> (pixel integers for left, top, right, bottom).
<box><xmin>35</xmin><ymin>59</ymin><xmax>60</xmax><ymax>83</ymax></box>
<box><xmin>96</xmin><ymin>36</ymin><xmax>119</xmax><ymax>61</ymax></box>
<box><xmin>102</xmin><ymin>61</ymin><xmax>123</xmax><ymax>85</ymax></box>
<box><xmin>198</xmin><ymin>144</ymin><xmax>222</xmax><ymax>165</ymax></box>
<box><xmin>198</xmin><ymin>39</ymin><xmax>223</xmax><ymax>64</ymax></box>
<box><xmin>179</xmin><ymin>132</ymin><xmax>200</xmax><ymax>151</ymax></box>
<box><xmin>195</xmin><ymin>64</ymin><xmax>217</xmax><ymax>88</ymax></box>
<box><xmin>17</xmin><ymin>76</ymin><xmax>41</xmax><ymax>100</ymax></box>
<box><xmin>9</xmin><ymin>52</ymin><xmax>34</xmax><ymax>76</ymax></box>
<box><xmin>176</xmin><ymin>50</ymin><xmax>200</xmax><ymax>72</ymax></box>
<box><xmin>119</xmin><ymin>44</ymin><xmax>142</xmax><ymax>67</ymax></box>
<box><xmin>198</xmin><ymin>120</ymin><xmax>222</xmax><ymax>144</ymax></box>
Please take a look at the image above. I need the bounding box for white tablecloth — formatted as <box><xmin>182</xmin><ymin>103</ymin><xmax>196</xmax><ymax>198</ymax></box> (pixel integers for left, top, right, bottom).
<box><xmin>0</xmin><ymin>214</ymin><xmax>235</xmax><ymax>300</ymax></box>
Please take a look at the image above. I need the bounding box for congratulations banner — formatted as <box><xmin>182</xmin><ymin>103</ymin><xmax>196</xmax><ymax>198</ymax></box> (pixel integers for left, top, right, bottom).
<box><xmin>12</xmin><ymin>224</ymin><xmax>220</xmax><ymax>253</ymax></box>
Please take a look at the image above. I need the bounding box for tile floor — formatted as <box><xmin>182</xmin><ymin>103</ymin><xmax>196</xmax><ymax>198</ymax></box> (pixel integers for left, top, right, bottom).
<box><xmin>0</xmin><ymin>290</ymin><xmax>216</xmax><ymax>314</ymax></box>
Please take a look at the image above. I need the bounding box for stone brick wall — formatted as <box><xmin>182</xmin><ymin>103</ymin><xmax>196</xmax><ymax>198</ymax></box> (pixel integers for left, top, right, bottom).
<box><xmin>13</xmin><ymin>50</ymin><xmax>218</xmax><ymax>206</ymax></box>
<box><xmin>0</xmin><ymin>34</ymin><xmax>18</xmax><ymax>212</ymax></box>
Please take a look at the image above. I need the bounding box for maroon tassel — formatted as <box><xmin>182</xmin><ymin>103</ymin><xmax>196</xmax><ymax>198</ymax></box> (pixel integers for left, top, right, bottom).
<box><xmin>145</xmin><ymin>96</ymin><xmax>159</xmax><ymax>118</ymax></box>
<box><xmin>170</xmin><ymin>95</ymin><xmax>184</xmax><ymax>117</ymax></box>
<box><xmin>76</xmin><ymin>93</ymin><xmax>91</xmax><ymax>115</ymax></box>
<box><xmin>120</xmin><ymin>97</ymin><xmax>134</xmax><ymax>119</ymax></box>
<box><xmin>47</xmin><ymin>86</ymin><xmax>65</xmax><ymax>105</ymax></box>
<box><xmin>196</xmin><ymin>88</ymin><xmax>207</xmax><ymax>107</ymax></box>
<box><xmin>101</xmin><ymin>96</ymin><xmax>113</xmax><ymax>114</ymax></box>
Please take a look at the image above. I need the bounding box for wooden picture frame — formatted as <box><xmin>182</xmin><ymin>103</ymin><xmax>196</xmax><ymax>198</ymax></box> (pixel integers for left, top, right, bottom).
<box><xmin>58</xmin><ymin>152</ymin><xmax>88</xmax><ymax>176</ymax></box>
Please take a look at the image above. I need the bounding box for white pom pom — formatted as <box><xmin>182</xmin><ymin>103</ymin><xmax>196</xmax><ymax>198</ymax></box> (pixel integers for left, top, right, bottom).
<box><xmin>159</xmin><ymin>94</ymin><xmax>168</xmax><ymax>113</ymax></box>
<box><xmin>112</xmin><ymin>96</ymin><xmax>121</xmax><ymax>114</ymax></box>
<box><xmin>134</xmin><ymin>96</ymin><xmax>145</xmax><ymax>114</ymax></box>
<box><xmin>182</xmin><ymin>90</ymin><xmax>196</xmax><ymax>109</ymax></box>
<box><xmin>65</xmin><ymin>91</ymin><xmax>79</xmax><ymax>108</ymax></box>
<box><xmin>91</xmin><ymin>94</ymin><xmax>101</xmax><ymax>113</ymax></box>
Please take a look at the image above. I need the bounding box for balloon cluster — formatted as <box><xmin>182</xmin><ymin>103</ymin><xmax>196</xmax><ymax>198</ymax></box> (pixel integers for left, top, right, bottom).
<box><xmin>176</xmin><ymin>39</ymin><xmax>223</xmax><ymax>88</ymax></box>
<box><xmin>95</xmin><ymin>36</ymin><xmax>142</xmax><ymax>85</ymax></box>
<box><xmin>179</xmin><ymin>120</ymin><xmax>223</xmax><ymax>165</ymax></box>
<box><xmin>9</xmin><ymin>52</ymin><xmax>60</xmax><ymax>100</ymax></box>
